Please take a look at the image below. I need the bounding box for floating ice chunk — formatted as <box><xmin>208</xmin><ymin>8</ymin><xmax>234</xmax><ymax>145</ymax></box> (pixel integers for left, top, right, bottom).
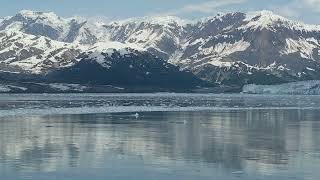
<box><xmin>134</xmin><ymin>113</ymin><xmax>139</xmax><ymax>119</ymax></box>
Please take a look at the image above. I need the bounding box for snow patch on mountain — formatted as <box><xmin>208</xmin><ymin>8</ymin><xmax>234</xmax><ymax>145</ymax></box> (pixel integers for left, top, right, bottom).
<box><xmin>84</xmin><ymin>47</ymin><xmax>145</xmax><ymax>69</ymax></box>
<box><xmin>281</xmin><ymin>38</ymin><xmax>317</xmax><ymax>59</ymax></box>
<box><xmin>88</xmin><ymin>51</ymin><xmax>109</xmax><ymax>68</ymax></box>
<box><xmin>201</xmin><ymin>40</ymin><xmax>250</xmax><ymax>57</ymax></box>
<box><xmin>88</xmin><ymin>41</ymin><xmax>144</xmax><ymax>52</ymax></box>
<box><xmin>177</xmin><ymin>39</ymin><xmax>251</xmax><ymax>69</ymax></box>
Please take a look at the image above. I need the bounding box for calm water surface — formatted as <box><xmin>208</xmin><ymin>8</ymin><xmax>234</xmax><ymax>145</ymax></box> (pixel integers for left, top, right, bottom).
<box><xmin>0</xmin><ymin>94</ymin><xmax>320</xmax><ymax>180</ymax></box>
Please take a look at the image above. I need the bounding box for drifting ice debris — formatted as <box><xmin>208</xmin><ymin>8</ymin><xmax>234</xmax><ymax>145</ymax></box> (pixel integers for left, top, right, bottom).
<box><xmin>232</xmin><ymin>171</ymin><xmax>244</xmax><ymax>175</ymax></box>
<box><xmin>134</xmin><ymin>113</ymin><xmax>139</xmax><ymax>119</ymax></box>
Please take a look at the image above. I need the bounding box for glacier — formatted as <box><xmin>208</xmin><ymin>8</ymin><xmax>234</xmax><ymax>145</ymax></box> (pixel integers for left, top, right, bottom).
<box><xmin>242</xmin><ymin>80</ymin><xmax>320</xmax><ymax>95</ymax></box>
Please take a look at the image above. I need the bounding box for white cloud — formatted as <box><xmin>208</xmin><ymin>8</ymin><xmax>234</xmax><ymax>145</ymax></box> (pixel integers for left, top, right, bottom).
<box><xmin>168</xmin><ymin>0</ymin><xmax>247</xmax><ymax>15</ymax></box>
<box><xmin>302</xmin><ymin>0</ymin><xmax>320</xmax><ymax>6</ymax></box>
<box><xmin>301</xmin><ymin>0</ymin><xmax>320</xmax><ymax>12</ymax></box>
<box><xmin>268</xmin><ymin>0</ymin><xmax>320</xmax><ymax>23</ymax></box>
<box><xmin>270</xmin><ymin>3</ymin><xmax>300</xmax><ymax>18</ymax></box>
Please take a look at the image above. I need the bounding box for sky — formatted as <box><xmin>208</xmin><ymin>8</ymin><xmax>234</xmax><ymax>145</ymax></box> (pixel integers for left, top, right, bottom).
<box><xmin>0</xmin><ymin>0</ymin><xmax>320</xmax><ymax>24</ymax></box>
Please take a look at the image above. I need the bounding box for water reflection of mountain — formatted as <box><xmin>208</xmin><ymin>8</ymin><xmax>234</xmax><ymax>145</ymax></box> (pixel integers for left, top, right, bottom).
<box><xmin>0</xmin><ymin>109</ymin><xmax>320</xmax><ymax>174</ymax></box>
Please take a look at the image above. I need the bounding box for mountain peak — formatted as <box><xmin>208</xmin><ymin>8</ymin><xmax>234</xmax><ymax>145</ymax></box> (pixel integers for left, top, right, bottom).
<box><xmin>242</xmin><ymin>10</ymin><xmax>320</xmax><ymax>31</ymax></box>
<box><xmin>198</xmin><ymin>12</ymin><xmax>245</xmax><ymax>24</ymax></box>
<box><xmin>245</xmin><ymin>10</ymin><xmax>287</xmax><ymax>24</ymax></box>
<box><xmin>18</xmin><ymin>9</ymin><xmax>40</xmax><ymax>15</ymax></box>
<box><xmin>17</xmin><ymin>10</ymin><xmax>60</xmax><ymax>20</ymax></box>
<box><xmin>254</xmin><ymin>10</ymin><xmax>281</xmax><ymax>17</ymax></box>
<box><xmin>110</xmin><ymin>15</ymin><xmax>188</xmax><ymax>27</ymax></box>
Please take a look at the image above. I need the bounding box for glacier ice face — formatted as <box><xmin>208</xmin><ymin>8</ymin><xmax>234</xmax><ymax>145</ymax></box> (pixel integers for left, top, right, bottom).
<box><xmin>242</xmin><ymin>80</ymin><xmax>320</xmax><ymax>95</ymax></box>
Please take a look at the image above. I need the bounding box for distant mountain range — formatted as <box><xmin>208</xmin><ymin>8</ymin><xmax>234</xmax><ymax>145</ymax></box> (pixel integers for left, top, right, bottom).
<box><xmin>0</xmin><ymin>10</ymin><xmax>320</xmax><ymax>92</ymax></box>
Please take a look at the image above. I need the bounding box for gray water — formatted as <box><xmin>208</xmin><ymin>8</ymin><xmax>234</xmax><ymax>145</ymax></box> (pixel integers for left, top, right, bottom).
<box><xmin>0</xmin><ymin>94</ymin><xmax>320</xmax><ymax>180</ymax></box>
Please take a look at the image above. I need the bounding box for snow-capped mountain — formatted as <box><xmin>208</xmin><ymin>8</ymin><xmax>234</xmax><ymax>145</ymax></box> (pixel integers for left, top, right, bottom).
<box><xmin>1</xmin><ymin>10</ymin><xmax>320</xmax><ymax>88</ymax></box>
<box><xmin>0</xmin><ymin>10</ymin><xmax>140</xmax><ymax>73</ymax></box>
<box><xmin>104</xmin><ymin>16</ymin><xmax>187</xmax><ymax>60</ymax></box>
<box><xmin>182</xmin><ymin>11</ymin><xmax>320</xmax><ymax>85</ymax></box>
<box><xmin>0</xmin><ymin>30</ymin><xmax>83</xmax><ymax>73</ymax></box>
<box><xmin>0</xmin><ymin>10</ymin><xmax>105</xmax><ymax>44</ymax></box>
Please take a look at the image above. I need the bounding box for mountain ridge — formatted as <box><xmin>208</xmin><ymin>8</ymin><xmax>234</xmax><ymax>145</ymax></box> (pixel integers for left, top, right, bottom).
<box><xmin>0</xmin><ymin>10</ymin><xmax>320</xmax><ymax>91</ymax></box>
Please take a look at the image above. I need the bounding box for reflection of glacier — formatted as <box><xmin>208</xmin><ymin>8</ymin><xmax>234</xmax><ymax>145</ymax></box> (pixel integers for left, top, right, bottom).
<box><xmin>0</xmin><ymin>110</ymin><xmax>320</xmax><ymax>175</ymax></box>
<box><xmin>243</xmin><ymin>80</ymin><xmax>320</xmax><ymax>95</ymax></box>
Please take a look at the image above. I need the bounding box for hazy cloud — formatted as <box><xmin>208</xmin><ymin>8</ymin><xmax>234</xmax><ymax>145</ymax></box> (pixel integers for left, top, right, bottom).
<box><xmin>300</xmin><ymin>0</ymin><xmax>320</xmax><ymax>12</ymax></box>
<box><xmin>168</xmin><ymin>0</ymin><xmax>247</xmax><ymax>15</ymax></box>
<box><xmin>267</xmin><ymin>0</ymin><xmax>320</xmax><ymax>23</ymax></box>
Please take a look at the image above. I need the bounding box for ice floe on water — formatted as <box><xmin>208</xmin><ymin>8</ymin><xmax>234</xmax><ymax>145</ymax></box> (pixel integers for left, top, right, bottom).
<box><xmin>0</xmin><ymin>93</ymin><xmax>320</xmax><ymax>117</ymax></box>
<box><xmin>3</xmin><ymin>105</ymin><xmax>320</xmax><ymax>118</ymax></box>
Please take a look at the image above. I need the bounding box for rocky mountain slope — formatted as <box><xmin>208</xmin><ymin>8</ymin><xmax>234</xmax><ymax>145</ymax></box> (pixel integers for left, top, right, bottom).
<box><xmin>46</xmin><ymin>48</ymin><xmax>201</xmax><ymax>89</ymax></box>
<box><xmin>0</xmin><ymin>10</ymin><xmax>320</xmax><ymax>91</ymax></box>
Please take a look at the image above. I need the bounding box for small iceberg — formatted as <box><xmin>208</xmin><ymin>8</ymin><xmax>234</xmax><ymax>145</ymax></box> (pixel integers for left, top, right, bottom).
<box><xmin>134</xmin><ymin>113</ymin><xmax>139</xmax><ymax>119</ymax></box>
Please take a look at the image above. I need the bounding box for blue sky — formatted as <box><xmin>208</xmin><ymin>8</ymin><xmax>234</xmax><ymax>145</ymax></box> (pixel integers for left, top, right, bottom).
<box><xmin>1</xmin><ymin>0</ymin><xmax>320</xmax><ymax>23</ymax></box>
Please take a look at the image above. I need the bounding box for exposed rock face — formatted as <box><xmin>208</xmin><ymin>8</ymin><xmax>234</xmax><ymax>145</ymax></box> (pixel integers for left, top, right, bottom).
<box><xmin>46</xmin><ymin>48</ymin><xmax>203</xmax><ymax>89</ymax></box>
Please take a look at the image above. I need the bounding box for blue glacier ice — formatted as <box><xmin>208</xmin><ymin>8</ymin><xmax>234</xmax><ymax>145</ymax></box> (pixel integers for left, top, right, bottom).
<box><xmin>242</xmin><ymin>80</ymin><xmax>320</xmax><ymax>95</ymax></box>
